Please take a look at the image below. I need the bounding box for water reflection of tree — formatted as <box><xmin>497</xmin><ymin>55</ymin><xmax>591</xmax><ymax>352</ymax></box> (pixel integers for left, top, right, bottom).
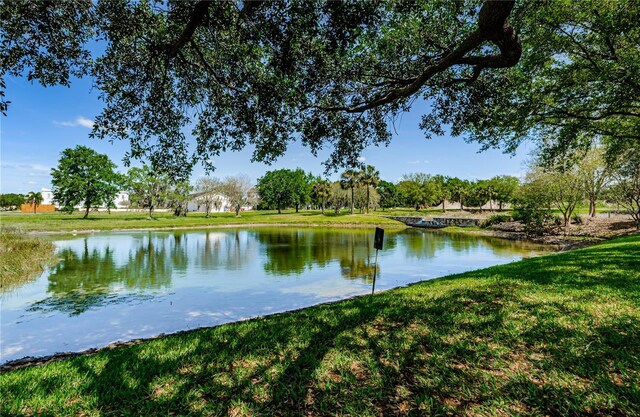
<box><xmin>259</xmin><ymin>230</ymin><xmax>314</xmax><ymax>275</ymax></box>
<box><xmin>401</xmin><ymin>229</ymin><xmax>447</xmax><ymax>260</ymax></box>
<box><xmin>33</xmin><ymin>234</ymin><xmax>182</xmax><ymax>315</ymax></box>
<box><xmin>194</xmin><ymin>230</ymin><xmax>255</xmax><ymax>272</ymax></box>
<box><xmin>401</xmin><ymin>229</ymin><xmax>548</xmax><ymax>259</ymax></box>
<box><xmin>256</xmin><ymin>229</ymin><xmax>396</xmax><ymax>282</ymax></box>
<box><xmin>115</xmin><ymin>233</ymin><xmax>175</xmax><ymax>288</ymax></box>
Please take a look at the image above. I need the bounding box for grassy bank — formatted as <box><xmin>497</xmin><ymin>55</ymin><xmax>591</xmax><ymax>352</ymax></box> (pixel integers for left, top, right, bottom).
<box><xmin>0</xmin><ymin>233</ymin><xmax>57</xmax><ymax>291</ymax></box>
<box><xmin>0</xmin><ymin>210</ymin><xmax>407</xmax><ymax>233</ymax></box>
<box><xmin>2</xmin><ymin>235</ymin><xmax>638</xmax><ymax>416</ymax></box>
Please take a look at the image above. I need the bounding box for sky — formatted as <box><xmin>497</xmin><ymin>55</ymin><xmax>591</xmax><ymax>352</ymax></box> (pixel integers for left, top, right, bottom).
<box><xmin>0</xmin><ymin>74</ymin><xmax>535</xmax><ymax>194</ymax></box>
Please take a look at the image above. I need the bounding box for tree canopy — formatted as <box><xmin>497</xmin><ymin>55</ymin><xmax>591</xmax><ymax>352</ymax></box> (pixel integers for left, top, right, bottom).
<box><xmin>433</xmin><ymin>0</ymin><xmax>640</xmax><ymax>162</ymax></box>
<box><xmin>0</xmin><ymin>193</ymin><xmax>25</xmax><ymax>210</ymax></box>
<box><xmin>50</xmin><ymin>146</ymin><xmax>121</xmax><ymax>218</ymax></box>
<box><xmin>126</xmin><ymin>166</ymin><xmax>168</xmax><ymax>219</ymax></box>
<box><xmin>4</xmin><ymin>1</ymin><xmax>637</xmax><ymax>175</ymax></box>
<box><xmin>257</xmin><ymin>168</ymin><xmax>312</xmax><ymax>213</ymax></box>
<box><xmin>2</xmin><ymin>0</ymin><xmax>522</xmax><ymax>178</ymax></box>
<box><xmin>257</xmin><ymin>169</ymin><xmax>296</xmax><ymax>214</ymax></box>
<box><xmin>25</xmin><ymin>191</ymin><xmax>43</xmax><ymax>214</ymax></box>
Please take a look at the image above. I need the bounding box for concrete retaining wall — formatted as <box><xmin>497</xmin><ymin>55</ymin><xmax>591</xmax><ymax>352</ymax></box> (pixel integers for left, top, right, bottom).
<box><xmin>388</xmin><ymin>216</ymin><xmax>482</xmax><ymax>228</ymax></box>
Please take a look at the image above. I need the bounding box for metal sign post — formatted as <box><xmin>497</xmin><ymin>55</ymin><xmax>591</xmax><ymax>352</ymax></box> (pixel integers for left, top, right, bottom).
<box><xmin>372</xmin><ymin>227</ymin><xmax>384</xmax><ymax>295</ymax></box>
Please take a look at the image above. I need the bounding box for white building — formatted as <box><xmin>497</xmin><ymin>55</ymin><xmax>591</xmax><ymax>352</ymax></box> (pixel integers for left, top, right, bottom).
<box><xmin>112</xmin><ymin>191</ymin><xmax>130</xmax><ymax>209</ymax></box>
<box><xmin>187</xmin><ymin>192</ymin><xmax>229</xmax><ymax>213</ymax></box>
<box><xmin>41</xmin><ymin>188</ymin><xmax>130</xmax><ymax>209</ymax></box>
<box><xmin>40</xmin><ymin>188</ymin><xmax>55</xmax><ymax>205</ymax></box>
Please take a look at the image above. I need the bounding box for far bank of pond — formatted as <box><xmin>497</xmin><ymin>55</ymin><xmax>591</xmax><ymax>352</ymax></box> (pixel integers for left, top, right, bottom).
<box><xmin>0</xmin><ymin>210</ymin><xmax>408</xmax><ymax>233</ymax></box>
<box><xmin>0</xmin><ymin>227</ymin><xmax>550</xmax><ymax>364</ymax></box>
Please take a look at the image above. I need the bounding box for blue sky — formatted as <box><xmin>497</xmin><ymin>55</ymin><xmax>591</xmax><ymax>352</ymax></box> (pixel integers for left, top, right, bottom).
<box><xmin>1</xmin><ymin>74</ymin><xmax>534</xmax><ymax>194</ymax></box>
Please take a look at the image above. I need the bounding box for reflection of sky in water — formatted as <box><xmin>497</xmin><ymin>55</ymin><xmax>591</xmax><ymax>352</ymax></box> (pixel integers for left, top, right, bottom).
<box><xmin>0</xmin><ymin>228</ymin><xmax>549</xmax><ymax>363</ymax></box>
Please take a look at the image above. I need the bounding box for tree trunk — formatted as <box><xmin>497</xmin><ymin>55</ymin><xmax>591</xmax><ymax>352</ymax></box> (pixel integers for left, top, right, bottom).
<box><xmin>321</xmin><ymin>199</ymin><xmax>325</xmax><ymax>215</ymax></box>
<box><xmin>589</xmin><ymin>199</ymin><xmax>596</xmax><ymax>217</ymax></box>
<box><xmin>148</xmin><ymin>206</ymin><xmax>154</xmax><ymax>219</ymax></box>
<box><xmin>83</xmin><ymin>205</ymin><xmax>90</xmax><ymax>219</ymax></box>
<box><xmin>277</xmin><ymin>200</ymin><xmax>281</xmax><ymax>214</ymax></box>
<box><xmin>499</xmin><ymin>201</ymin><xmax>503</xmax><ymax>211</ymax></box>
<box><xmin>366</xmin><ymin>186</ymin><xmax>370</xmax><ymax>214</ymax></box>
<box><xmin>235</xmin><ymin>205</ymin><xmax>241</xmax><ymax>216</ymax></box>
<box><xmin>296</xmin><ymin>204</ymin><xmax>299</xmax><ymax>213</ymax></box>
<box><xmin>33</xmin><ymin>204</ymin><xmax>37</xmax><ymax>214</ymax></box>
<box><xmin>442</xmin><ymin>200</ymin><xmax>446</xmax><ymax>213</ymax></box>
<box><xmin>350</xmin><ymin>186</ymin><xmax>354</xmax><ymax>214</ymax></box>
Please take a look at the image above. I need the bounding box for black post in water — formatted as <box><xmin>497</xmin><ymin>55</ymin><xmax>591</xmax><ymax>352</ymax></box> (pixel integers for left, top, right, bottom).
<box><xmin>371</xmin><ymin>249</ymin><xmax>379</xmax><ymax>295</ymax></box>
<box><xmin>372</xmin><ymin>227</ymin><xmax>384</xmax><ymax>295</ymax></box>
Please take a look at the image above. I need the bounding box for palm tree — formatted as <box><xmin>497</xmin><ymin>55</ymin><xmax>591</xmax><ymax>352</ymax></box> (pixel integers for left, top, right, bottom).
<box><xmin>360</xmin><ymin>165</ymin><xmax>380</xmax><ymax>213</ymax></box>
<box><xmin>313</xmin><ymin>179</ymin><xmax>332</xmax><ymax>215</ymax></box>
<box><xmin>26</xmin><ymin>191</ymin><xmax>43</xmax><ymax>214</ymax></box>
<box><xmin>340</xmin><ymin>169</ymin><xmax>361</xmax><ymax>214</ymax></box>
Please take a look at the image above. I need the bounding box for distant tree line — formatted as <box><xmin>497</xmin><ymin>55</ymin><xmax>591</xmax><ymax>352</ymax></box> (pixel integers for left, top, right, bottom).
<box><xmin>0</xmin><ymin>193</ymin><xmax>26</xmax><ymax>210</ymax></box>
<box><xmin>10</xmin><ymin>143</ymin><xmax>638</xmax><ymax>230</ymax></box>
<box><xmin>254</xmin><ymin>166</ymin><xmax>521</xmax><ymax>215</ymax></box>
<box><xmin>251</xmin><ymin>148</ymin><xmax>639</xmax><ymax>232</ymax></box>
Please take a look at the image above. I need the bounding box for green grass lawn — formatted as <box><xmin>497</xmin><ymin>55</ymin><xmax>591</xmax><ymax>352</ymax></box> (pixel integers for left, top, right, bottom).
<box><xmin>1</xmin><ymin>235</ymin><xmax>638</xmax><ymax>416</ymax></box>
<box><xmin>0</xmin><ymin>210</ymin><xmax>406</xmax><ymax>233</ymax></box>
<box><xmin>1</xmin><ymin>204</ymin><xmax>622</xmax><ymax>234</ymax></box>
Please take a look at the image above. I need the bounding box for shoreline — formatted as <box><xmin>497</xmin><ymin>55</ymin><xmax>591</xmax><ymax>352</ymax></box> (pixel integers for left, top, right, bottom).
<box><xmin>3</xmin><ymin>223</ymin><xmax>635</xmax><ymax>370</ymax></box>
<box><xmin>17</xmin><ymin>221</ymin><xmax>615</xmax><ymax>251</ymax></box>
<box><xmin>0</xmin><ymin>230</ymin><xmax>600</xmax><ymax>372</ymax></box>
<box><xmin>442</xmin><ymin>227</ymin><xmax>604</xmax><ymax>251</ymax></box>
<box><xmin>0</xmin><ymin>225</ymin><xmax>566</xmax><ymax>372</ymax></box>
<box><xmin>21</xmin><ymin>222</ymin><xmax>408</xmax><ymax>236</ymax></box>
<box><xmin>0</xmin><ymin>290</ymin><xmax>378</xmax><ymax>372</ymax></box>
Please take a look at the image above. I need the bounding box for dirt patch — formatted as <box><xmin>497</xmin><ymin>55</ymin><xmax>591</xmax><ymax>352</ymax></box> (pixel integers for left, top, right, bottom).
<box><xmin>463</xmin><ymin>216</ymin><xmax>638</xmax><ymax>250</ymax></box>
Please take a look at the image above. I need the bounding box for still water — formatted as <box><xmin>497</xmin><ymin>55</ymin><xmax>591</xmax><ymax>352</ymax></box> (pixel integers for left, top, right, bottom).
<box><xmin>1</xmin><ymin>228</ymin><xmax>549</xmax><ymax>363</ymax></box>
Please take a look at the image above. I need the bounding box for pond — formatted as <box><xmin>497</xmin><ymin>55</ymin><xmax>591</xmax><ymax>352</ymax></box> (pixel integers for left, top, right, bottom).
<box><xmin>0</xmin><ymin>227</ymin><xmax>550</xmax><ymax>363</ymax></box>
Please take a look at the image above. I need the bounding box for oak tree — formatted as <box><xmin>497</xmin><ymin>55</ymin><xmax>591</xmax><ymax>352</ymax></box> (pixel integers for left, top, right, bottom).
<box><xmin>51</xmin><ymin>146</ymin><xmax>121</xmax><ymax>218</ymax></box>
<box><xmin>2</xmin><ymin>0</ymin><xmax>522</xmax><ymax>177</ymax></box>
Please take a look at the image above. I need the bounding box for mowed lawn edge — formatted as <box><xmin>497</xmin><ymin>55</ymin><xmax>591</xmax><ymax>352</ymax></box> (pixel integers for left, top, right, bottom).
<box><xmin>0</xmin><ymin>210</ymin><xmax>408</xmax><ymax>234</ymax></box>
<box><xmin>1</xmin><ymin>235</ymin><xmax>639</xmax><ymax>416</ymax></box>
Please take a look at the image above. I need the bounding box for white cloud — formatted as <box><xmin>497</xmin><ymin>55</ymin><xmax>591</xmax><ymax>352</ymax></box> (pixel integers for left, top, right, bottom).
<box><xmin>2</xmin><ymin>162</ymin><xmax>51</xmax><ymax>175</ymax></box>
<box><xmin>408</xmin><ymin>160</ymin><xmax>421</xmax><ymax>164</ymax></box>
<box><xmin>53</xmin><ymin>116</ymin><xmax>94</xmax><ymax>129</ymax></box>
<box><xmin>31</xmin><ymin>163</ymin><xmax>50</xmax><ymax>173</ymax></box>
<box><xmin>357</xmin><ymin>156</ymin><xmax>366</xmax><ymax>162</ymax></box>
<box><xmin>27</xmin><ymin>180</ymin><xmax>37</xmax><ymax>185</ymax></box>
<box><xmin>423</xmin><ymin>160</ymin><xmax>430</xmax><ymax>164</ymax></box>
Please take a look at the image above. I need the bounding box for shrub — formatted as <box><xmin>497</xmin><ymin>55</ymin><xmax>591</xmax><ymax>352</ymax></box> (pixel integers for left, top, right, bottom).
<box><xmin>480</xmin><ymin>214</ymin><xmax>512</xmax><ymax>228</ymax></box>
<box><xmin>513</xmin><ymin>208</ymin><xmax>553</xmax><ymax>236</ymax></box>
<box><xmin>572</xmin><ymin>213</ymin><xmax>584</xmax><ymax>225</ymax></box>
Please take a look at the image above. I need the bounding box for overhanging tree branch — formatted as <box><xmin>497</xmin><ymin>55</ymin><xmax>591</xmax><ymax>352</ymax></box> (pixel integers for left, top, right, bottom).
<box><xmin>165</xmin><ymin>1</ymin><xmax>211</xmax><ymax>58</ymax></box>
<box><xmin>314</xmin><ymin>0</ymin><xmax>521</xmax><ymax>113</ymax></box>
